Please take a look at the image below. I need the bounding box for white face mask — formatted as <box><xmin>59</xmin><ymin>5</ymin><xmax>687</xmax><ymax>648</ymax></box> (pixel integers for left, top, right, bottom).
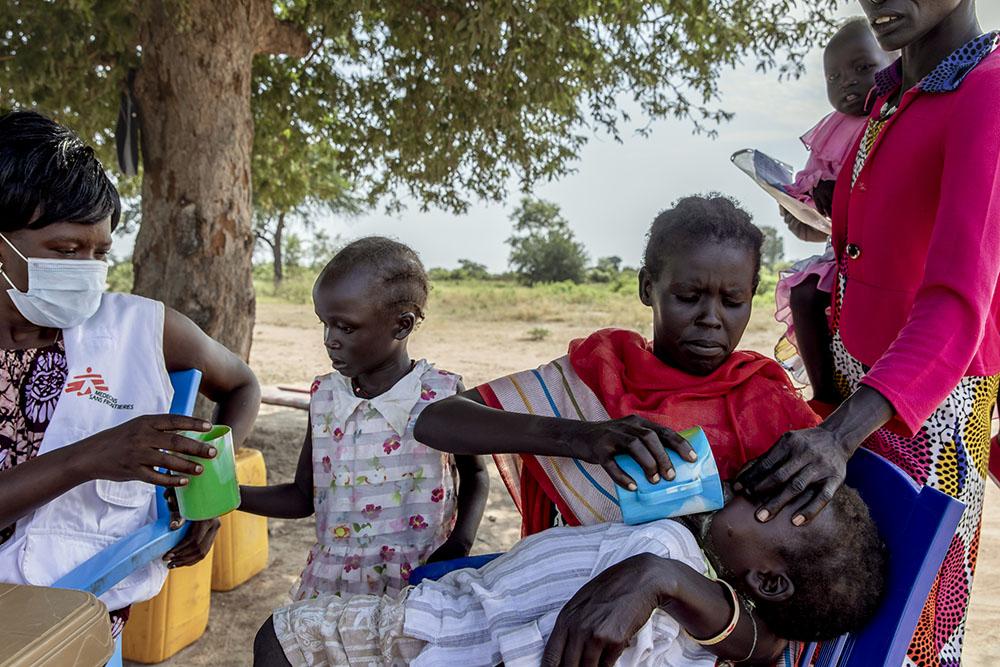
<box><xmin>0</xmin><ymin>233</ymin><xmax>108</xmax><ymax>329</ymax></box>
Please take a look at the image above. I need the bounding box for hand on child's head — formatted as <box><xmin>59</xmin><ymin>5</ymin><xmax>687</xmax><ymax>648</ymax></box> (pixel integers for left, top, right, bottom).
<box><xmin>824</xmin><ymin>18</ymin><xmax>895</xmax><ymax>117</ymax></box>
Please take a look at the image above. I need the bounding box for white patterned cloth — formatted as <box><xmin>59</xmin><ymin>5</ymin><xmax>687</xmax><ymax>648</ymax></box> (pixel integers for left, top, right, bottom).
<box><xmin>274</xmin><ymin>519</ymin><xmax>716</xmax><ymax>667</ymax></box>
<box><xmin>293</xmin><ymin>360</ymin><xmax>461</xmax><ymax>600</ymax></box>
<box><xmin>274</xmin><ymin>591</ymin><xmax>424</xmax><ymax>666</ymax></box>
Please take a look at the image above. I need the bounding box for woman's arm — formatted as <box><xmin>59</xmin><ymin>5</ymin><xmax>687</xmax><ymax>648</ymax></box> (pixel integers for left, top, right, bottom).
<box><xmin>780</xmin><ymin>206</ymin><xmax>830</xmax><ymax>244</ymax></box>
<box><xmin>856</xmin><ymin>73</ymin><xmax>1000</xmax><ymax>434</ymax></box>
<box><xmin>0</xmin><ymin>444</ymin><xmax>91</xmax><ymax>532</ymax></box>
<box><xmin>542</xmin><ymin>554</ymin><xmax>784</xmax><ymax>666</ymax></box>
<box><xmin>734</xmin><ymin>386</ymin><xmax>893</xmax><ymax>526</ymax></box>
<box><xmin>0</xmin><ymin>414</ymin><xmax>215</xmax><ymax>534</ymax></box>
<box><xmin>239</xmin><ymin>422</ymin><xmax>314</xmax><ymax>519</ymax></box>
<box><xmin>162</xmin><ymin>307</ymin><xmax>261</xmax><ymax>445</ymax></box>
<box><xmin>160</xmin><ymin>307</ymin><xmax>262</xmax><ymax>566</ymax></box>
<box><xmin>736</xmin><ymin>74</ymin><xmax>1000</xmax><ymax>526</ymax></box>
<box><xmin>415</xmin><ymin>388</ymin><xmax>695</xmax><ymax>490</ymax></box>
<box><xmin>0</xmin><ymin>308</ymin><xmax>260</xmax><ymax>561</ymax></box>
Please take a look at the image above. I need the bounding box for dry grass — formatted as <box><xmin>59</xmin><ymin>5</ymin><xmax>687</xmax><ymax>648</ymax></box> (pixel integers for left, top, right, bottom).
<box><xmin>250</xmin><ymin>278</ymin><xmax>780</xmax><ymax>388</ymax></box>
<box><xmin>257</xmin><ymin>272</ymin><xmax>778</xmax><ymax>325</ymax></box>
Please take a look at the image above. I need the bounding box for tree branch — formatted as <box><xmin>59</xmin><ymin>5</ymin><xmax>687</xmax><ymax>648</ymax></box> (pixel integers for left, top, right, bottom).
<box><xmin>255</xmin><ymin>231</ymin><xmax>276</xmax><ymax>250</ymax></box>
<box><xmin>252</xmin><ymin>0</ymin><xmax>310</xmax><ymax>57</ymax></box>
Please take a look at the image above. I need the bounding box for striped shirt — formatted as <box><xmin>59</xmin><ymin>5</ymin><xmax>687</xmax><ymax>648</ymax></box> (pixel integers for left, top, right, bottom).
<box><xmin>404</xmin><ymin>519</ymin><xmax>716</xmax><ymax>667</ymax></box>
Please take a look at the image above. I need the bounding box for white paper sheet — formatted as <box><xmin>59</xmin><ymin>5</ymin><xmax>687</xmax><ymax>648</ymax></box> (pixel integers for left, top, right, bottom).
<box><xmin>731</xmin><ymin>148</ymin><xmax>832</xmax><ymax>235</ymax></box>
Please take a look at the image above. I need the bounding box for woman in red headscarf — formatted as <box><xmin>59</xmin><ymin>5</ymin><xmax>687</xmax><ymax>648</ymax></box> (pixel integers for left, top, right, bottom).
<box><xmin>415</xmin><ymin>196</ymin><xmax>819</xmax><ymax>664</ymax></box>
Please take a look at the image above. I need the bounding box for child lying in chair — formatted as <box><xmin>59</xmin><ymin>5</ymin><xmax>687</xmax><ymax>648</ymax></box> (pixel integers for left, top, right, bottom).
<box><xmin>253</xmin><ymin>483</ymin><xmax>886</xmax><ymax>666</ymax></box>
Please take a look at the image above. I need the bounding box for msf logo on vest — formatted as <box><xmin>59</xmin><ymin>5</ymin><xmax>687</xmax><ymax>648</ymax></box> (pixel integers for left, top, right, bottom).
<box><xmin>65</xmin><ymin>367</ymin><xmax>135</xmax><ymax>411</ymax></box>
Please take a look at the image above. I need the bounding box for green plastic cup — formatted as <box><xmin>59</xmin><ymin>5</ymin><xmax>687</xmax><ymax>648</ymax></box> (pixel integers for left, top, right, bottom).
<box><xmin>175</xmin><ymin>425</ymin><xmax>241</xmax><ymax>521</ymax></box>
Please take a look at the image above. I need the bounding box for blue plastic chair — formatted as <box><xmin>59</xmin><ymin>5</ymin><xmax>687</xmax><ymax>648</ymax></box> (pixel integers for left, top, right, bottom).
<box><xmin>409</xmin><ymin>553</ymin><xmax>502</xmax><ymax>586</ymax></box>
<box><xmin>799</xmin><ymin>447</ymin><xmax>963</xmax><ymax>666</ymax></box>
<box><xmin>408</xmin><ymin>448</ymin><xmax>963</xmax><ymax>667</ymax></box>
<box><xmin>51</xmin><ymin>369</ymin><xmax>203</xmax><ymax>667</ymax></box>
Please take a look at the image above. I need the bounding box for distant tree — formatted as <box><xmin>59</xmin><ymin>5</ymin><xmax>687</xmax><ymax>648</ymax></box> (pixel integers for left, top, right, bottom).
<box><xmin>427</xmin><ymin>268</ymin><xmax>454</xmax><ymax>282</ymax></box>
<box><xmin>284</xmin><ymin>234</ymin><xmax>305</xmax><ymax>271</ymax></box>
<box><xmin>254</xmin><ymin>212</ymin><xmax>292</xmax><ymax>287</ymax></box>
<box><xmin>252</xmin><ymin>100</ymin><xmax>357</xmax><ymax>286</ymax></box>
<box><xmin>456</xmin><ymin>259</ymin><xmax>492</xmax><ymax>281</ymax></box>
<box><xmin>113</xmin><ymin>191</ymin><xmax>143</xmax><ymax>236</ymax></box>
<box><xmin>106</xmin><ymin>253</ymin><xmax>135</xmax><ymax>294</ymax></box>
<box><xmin>589</xmin><ymin>255</ymin><xmax>624</xmax><ymax>283</ymax></box>
<box><xmin>760</xmin><ymin>226</ymin><xmax>785</xmax><ymax>270</ymax></box>
<box><xmin>309</xmin><ymin>229</ymin><xmax>342</xmax><ymax>269</ymax></box>
<box><xmin>428</xmin><ymin>259</ymin><xmax>492</xmax><ymax>282</ymax></box>
<box><xmin>507</xmin><ymin>198</ymin><xmax>588</xmax><ymax>285</ymax></box>
<box><xmin>601</xmin><ymin>256</ymin><xmax>623</xmax><ymax>272</ymax></box>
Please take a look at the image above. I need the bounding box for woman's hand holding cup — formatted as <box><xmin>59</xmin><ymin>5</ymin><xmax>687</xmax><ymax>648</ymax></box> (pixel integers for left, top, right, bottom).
<box><xmin>79</xmin><ymin>415</ymin><xmax>217</xmax><ymax>486</ymax></box>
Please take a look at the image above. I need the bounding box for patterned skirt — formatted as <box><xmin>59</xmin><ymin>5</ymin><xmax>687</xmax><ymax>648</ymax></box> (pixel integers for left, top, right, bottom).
<box><xmin>831</xmin><ymin>277</ymin><xmax>998</xmax><ymax>667</ymax></box>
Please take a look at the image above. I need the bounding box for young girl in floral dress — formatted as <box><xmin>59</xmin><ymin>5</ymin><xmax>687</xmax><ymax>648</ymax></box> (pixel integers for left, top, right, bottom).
<box><xmin>241</xmin><ymin>237</ymin><xmax>489</xmax><ymax>598</ymax></box>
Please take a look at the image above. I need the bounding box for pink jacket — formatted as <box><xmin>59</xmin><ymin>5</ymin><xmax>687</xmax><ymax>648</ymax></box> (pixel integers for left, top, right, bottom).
<box><xmin>831</xmin><ymin>42</ymin><xmax>1000</xmax><ymax>435</ymax></box>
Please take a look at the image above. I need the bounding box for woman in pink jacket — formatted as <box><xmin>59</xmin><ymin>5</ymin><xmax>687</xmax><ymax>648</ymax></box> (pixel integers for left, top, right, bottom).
<box><xmin>738</xmin><ymin>1</ymin><xmax>1000</xmax><ymax>664</ymax></box>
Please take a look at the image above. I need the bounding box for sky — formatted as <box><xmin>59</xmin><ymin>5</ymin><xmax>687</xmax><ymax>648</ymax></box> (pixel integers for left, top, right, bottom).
<box><xmin>305</xmin><ymin>3</ymin><xmax>1000</xmax><ymax>272</ymax></box>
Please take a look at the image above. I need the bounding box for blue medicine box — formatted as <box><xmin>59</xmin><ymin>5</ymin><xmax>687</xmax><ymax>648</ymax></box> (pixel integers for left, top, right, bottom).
<box><xmin>613</xmin><ymin>426</ymin><xmax>724</xmax><ymax>525</ymax></box>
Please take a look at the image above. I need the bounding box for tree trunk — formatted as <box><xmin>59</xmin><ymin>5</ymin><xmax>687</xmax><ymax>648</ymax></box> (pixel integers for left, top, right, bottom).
<box><xmin>272</xmin><ymin>211</ymin><xmax>285</xmax><ymax>288</ymax></box>
<box><xmin>132</xmin><ymin>0</ymin><xmax>309</xmax><ymax>360</ymax></box>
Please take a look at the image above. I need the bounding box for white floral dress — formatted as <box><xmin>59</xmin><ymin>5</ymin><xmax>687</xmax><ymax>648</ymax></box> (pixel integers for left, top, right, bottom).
<box><xmin>292</xmin><ymin>360</ymin><xmax>460</xmax><ymax>599</ymax></box>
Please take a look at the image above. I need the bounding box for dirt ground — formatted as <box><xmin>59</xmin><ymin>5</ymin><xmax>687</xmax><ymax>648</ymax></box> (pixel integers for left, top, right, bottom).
<box><xmin>132</xmin><ymin>302</ymin><xmax>1000</xmax><ymax>666</ymax></box>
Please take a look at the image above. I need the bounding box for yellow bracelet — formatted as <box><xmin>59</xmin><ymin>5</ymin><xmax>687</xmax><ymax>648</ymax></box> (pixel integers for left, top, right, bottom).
<box><xmin>690</xmin><ymin>579</ymin><xmax>740</xmax><ymax>646</ymax></box>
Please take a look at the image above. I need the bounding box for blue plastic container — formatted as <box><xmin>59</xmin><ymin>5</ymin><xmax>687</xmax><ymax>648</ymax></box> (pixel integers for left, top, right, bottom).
<box><xmin>613</xmin><ymin>426</ymin><xmax>724</xmax><ymax>525</ymax></box>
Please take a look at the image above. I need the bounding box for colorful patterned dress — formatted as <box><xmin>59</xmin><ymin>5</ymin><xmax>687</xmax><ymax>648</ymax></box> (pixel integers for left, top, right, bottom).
<box><xmin>293</xmin><ymin>359</ymin><xmax>460</xmax><ymax>599</ymax></box>
<box><xmin>0</xmin><ymin>340</ymin><xmax>68</xmax><ymax>545</ymax></box>
<box><xmin>0</xmin><ymin>340</ymin><xmax>133</xmax><ymax>634</ymax></box>
<box><xmin>831</xmin><ymin>35</ymin><xmax>1000</xmax><ymax>667</ymax></box>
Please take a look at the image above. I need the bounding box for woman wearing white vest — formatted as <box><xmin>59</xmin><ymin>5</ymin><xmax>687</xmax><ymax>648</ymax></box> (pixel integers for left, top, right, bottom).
<box><xmin>0</xmin><ymin>111</ymin><xmax>261</xmax><ymax>632</ymax></box>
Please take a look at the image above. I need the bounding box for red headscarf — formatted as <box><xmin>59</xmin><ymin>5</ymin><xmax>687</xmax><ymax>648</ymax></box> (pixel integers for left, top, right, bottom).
<box><xmin>568</xmin><ymin>328</ymin><xmax>820</xmax><ymax>480</ymax></box>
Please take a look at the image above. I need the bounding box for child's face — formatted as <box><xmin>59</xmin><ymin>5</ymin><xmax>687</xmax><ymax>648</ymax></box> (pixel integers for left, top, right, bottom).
<box><xmin>861</xmin><ymin>0</ymin><xmax>967</xmax><ymax>52</ymax></box>
<box><xmin>640</xmin><ymin>242</ymin><xmax>755</xmax><ymax>376</ymax></box>
<box><xmin>702</xmin><ymin>493</ymin><xmax>837</xmax><ymax>599</ymax></box>
<box><xmin>313</xmin><ymin>267</ymin><xmax>408</xmax><ymax>378</ymax></box>
<box><xmin>824</xmin><ymin>27</ymin><xmax>892</xmax><ymax>117</ymax></box>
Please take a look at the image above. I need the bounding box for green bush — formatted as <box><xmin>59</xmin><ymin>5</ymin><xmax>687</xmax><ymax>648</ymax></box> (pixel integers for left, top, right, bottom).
<box><xmin>428</xmin><ymin>259</ymin><xmax>495</xmax><ymax>282</ymax></box>
<box><xmin>526</xmin><ymin>327</ymin><xmax>551</xmax><ymax>341</ymax></box>
<box><xmin>255</xmin><ymin>266</ymin><xmax>321</xmax><ymax>304</ymax></box>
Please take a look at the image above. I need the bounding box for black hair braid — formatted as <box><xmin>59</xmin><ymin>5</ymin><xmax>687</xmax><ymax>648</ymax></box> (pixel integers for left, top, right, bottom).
<box><xmin>382</xmin><ymin>262</ymin><xmax>429</xmax><ymax>321</ymax></box>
